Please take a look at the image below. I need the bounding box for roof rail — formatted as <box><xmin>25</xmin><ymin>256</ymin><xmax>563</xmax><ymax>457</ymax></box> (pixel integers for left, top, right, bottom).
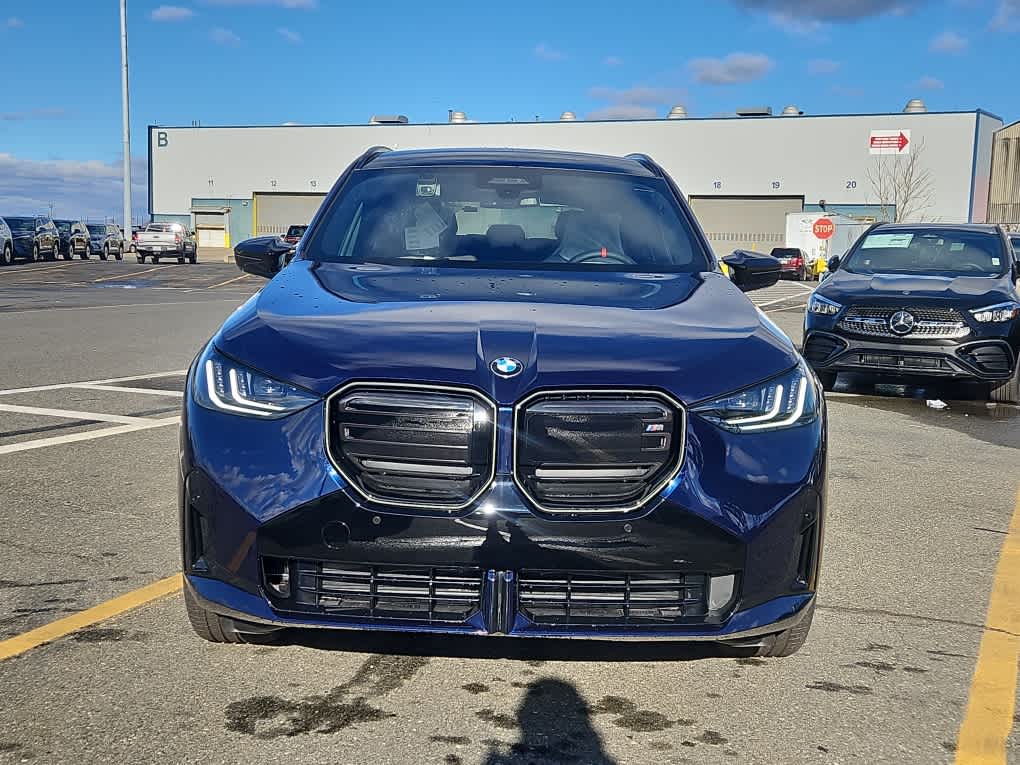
<box><xmin>356</xmin><ymin>145</ymin><xmax>392</xmax><ymax>169</ymax></box>
<box><xmin>623</xmin><ymin>153</ymin><xmax>662</xmax><ymax>177</ymax></box>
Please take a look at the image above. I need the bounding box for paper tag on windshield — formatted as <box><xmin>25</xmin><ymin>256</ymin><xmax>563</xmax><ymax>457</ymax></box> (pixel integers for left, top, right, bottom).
<box><xmin>404</xmin><ymin>227</ymin><xmax>441</xmax><ymax>251</ymax></box>
<box><xmin>861</xmin><ymin>233</ymin><xmax>913</xmax><ymax>249</ymax></box>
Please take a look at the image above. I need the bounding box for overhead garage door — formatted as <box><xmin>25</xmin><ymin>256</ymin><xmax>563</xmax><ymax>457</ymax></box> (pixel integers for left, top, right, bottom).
<box><xmin>197</xmin><ymin>228</ymin><xmax>226</xmax><ymax>248</ymax></box>
<box><xmin>689</xmin><ymin>196</ymin><xmax>804</xmax><ymax>256</ymax></box>
<box><xmin>254</xmin><ymin>193</ymin><xmax>327</xmax><ymax>236</ymax></box>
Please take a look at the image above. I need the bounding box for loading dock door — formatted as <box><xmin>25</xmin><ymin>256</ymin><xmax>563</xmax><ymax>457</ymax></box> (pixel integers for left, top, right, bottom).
<box><xmin>689</xmin><ymin>196</ymin><xmax>804</xmax><ymax>256</ymax></box>
<box><xmin>254</xmin><ymin>193</ymin><xmax>327</xmax><ymax>236</ymax></box>
<box><xmin>197</xmin><ymin>227</ymin><xmax>226</xmax><ymax>248</ymax></box>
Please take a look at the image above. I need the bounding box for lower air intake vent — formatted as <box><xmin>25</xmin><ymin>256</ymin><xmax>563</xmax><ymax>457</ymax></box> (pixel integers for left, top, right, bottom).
<box><xmin>327</xmin><ymin>384</ymin><xmax>496</xmax><ymax>510</ymax></box>
<box><xmin>514</xmin><ymin>390</ymin><xmax>684</xmax><ymax>514</ymax></box>
<box><xmin>958</xmin><ymin>343</ymin><xmax>1013</xmax><ymax>375</ymax></box>
<box><xmin>802</xmin><ymin>334</ymin><xmax>846</xmax><ymax>364</ymax></box>
<box><xmin>518</xmin><ymin>570</ymin><xmax>709</xmax><ymax>625</ymax></box>
<box><xmin>287</xmin><ymin>561</ymin><xmax>483</xmax><ymax>623</ymax></box>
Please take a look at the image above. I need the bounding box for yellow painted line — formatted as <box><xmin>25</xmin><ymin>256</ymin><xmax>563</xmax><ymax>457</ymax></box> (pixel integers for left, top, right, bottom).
<box><xmin>92</xmin><ymin>264</ymin><xmax>173</xmax><ymax>283</ymax></box>
<box><xmin>954</xmin><ymin>486</ymin><xmax>1020</xmax><ymax>764</ymax></box>
<box><xmin>0</xmin><ymin>574</ymin><xmax>182</xmax><ymax>661</ymax></box>
<box><xmin>206</xmin><ymin>273</ymin><xmax>249</xmax><ymax>289</ymax></box>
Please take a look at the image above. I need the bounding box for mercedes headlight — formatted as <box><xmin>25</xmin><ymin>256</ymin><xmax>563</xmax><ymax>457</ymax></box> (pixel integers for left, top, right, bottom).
<box><xmin>193</xmin><ymin>346</ymin><xmax>319</xmax><ymax>418</ymax></box>
<box><xmin>807</xmin><ymin>293</ymin><xmax>842</xmax><ymax>316</ymax></box>
<box><xmin>692</xmin><ymin>362</ymin><xmax>819</xmax><ymax>433</ymax></box>
<box><xmin>970</xmin><ymin>302</ymin><xmax>1019</xmax><ymax>323</ymax></box>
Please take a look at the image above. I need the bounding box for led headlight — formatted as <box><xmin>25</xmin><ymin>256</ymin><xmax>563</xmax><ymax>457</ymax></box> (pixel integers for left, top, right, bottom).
<box><xmin>692</xmin><ymin>361</ymin><xmax>819</xmax><ymax>433</ymax></box>
<box><xmin>807</xmin><ymin>293</ymin><xmax>842</xmax><ymax>316</ymax></box>
<box><xmin>970</xmin><ymin>302</ymin><xmax>1020</xmax><ymax>323</ymax></box>
<box><xmin>193</xmin><ymin>346</ymin><xmax>319</xmax><ymax>418</ymax></box>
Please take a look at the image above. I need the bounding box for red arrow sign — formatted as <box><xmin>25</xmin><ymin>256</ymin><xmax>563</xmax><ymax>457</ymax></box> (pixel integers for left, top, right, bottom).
<box><xmin>869</xmin><ymin>132</ymin><xmax>909</xmax><ymax>152</ymax></box>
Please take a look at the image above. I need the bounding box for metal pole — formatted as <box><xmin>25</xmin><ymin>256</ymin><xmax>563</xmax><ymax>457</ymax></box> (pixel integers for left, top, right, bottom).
<box><xmin>119</xmin><ymin>0</ymin><xmax>132</xmax><ymax>230</ymax></box>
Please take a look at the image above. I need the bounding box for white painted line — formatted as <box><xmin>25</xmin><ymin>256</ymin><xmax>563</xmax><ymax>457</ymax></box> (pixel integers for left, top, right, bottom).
<box><xmin>93</xmin><ymin>264</ymin><xmax>173</xmax><ymax>283</ymax></box>
<box><xmin>0</xmin><ymin>298</ymin><xmax>245</xmax><ymax>315</ymax></box>
<box><xmin>794</xmin><ymin>281</ymin><xmax>817</xmax><ymax>292</ymax></box>
<box><xmin>0</xmin><ymin>403</ymin><xmax>159</xmax><ymax>425</ymax></box>
<box><xmin>206</xmin><ymin>273</ymin><xmax>249</xmax><ymax>289</ymax></box>
<box><xmin>0</xmin><ymin>417</ymin><xmax>179</xmax><ymax>456</ymax></box>
<box><xmin>756</xmin><ymin>293</ymin><xmax>811</xmax><ymax>309</ymax></box>
<box><xmin>1</xmin><ymin>263</ymin><xmax>76</xmax><ymax>275</ymax></box>
<box><xmin>72</xmin><ymin>383</ymin><xmax>184</xmax><ymax>397</ymax></box>
<box><xmin>0</xmin><ymin>369</ymin><xmax>186</xmax><ymax>397</ymax></box>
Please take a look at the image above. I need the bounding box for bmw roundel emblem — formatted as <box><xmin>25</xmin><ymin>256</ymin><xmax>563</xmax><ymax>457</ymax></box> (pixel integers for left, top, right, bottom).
<box><xmin>491</xmin><ymin>356</ymin><xmax>523</xmax><ymax>377</ymax></box>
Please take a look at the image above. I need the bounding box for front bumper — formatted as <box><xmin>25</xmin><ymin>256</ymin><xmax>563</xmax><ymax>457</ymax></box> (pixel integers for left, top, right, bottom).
<box><xmin>180</xmin><ymin>377</ymin><xmax>826</xmax><ymax>642</ymax></box>
<box><xmin>803</xmin><ymin>329</ymin><xmax>1017</xmax><ymax>382</ymax></box>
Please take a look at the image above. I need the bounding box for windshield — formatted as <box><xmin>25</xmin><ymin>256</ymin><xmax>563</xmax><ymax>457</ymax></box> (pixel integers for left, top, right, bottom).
<box><xmin>87</xmin><ymin>225</ymin><xmax>106</xmax><ymax>235</ymax></box>
<box><xmin>55</xmin><ymin>221</ymin><xmax>73</xmax><ymax>233</ymax></box>
<box><xmin>843</xmin><ymin>228</ymin><xmax>1008</xmax><ymax>278</ymax></box>
<box><xmin>1010</xmin><ymin>235</ymin><xmax>1019</xmax><ymax>257</ymax></box>
<box><xmin>286</xmin><ymin>225</ymin><xmax>307</xmax><ymax>237</ymax></box>
<box><xmin>5</xmin><ymin>217</ymin><xmax>35</xmax><ymax>233</ymax></box>
<box><xmin>305</xmin><ymin>167</ymin><xmax>710</xmax><ymax>273</ymax></box>
<box><xmin>145</xmin><ymin>223</ymin><xmax>173</xmax><ymax>233</ymax></box>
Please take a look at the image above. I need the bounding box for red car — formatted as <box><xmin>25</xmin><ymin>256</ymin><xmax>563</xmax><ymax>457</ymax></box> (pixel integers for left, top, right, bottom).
<box><xmin>770</xmin><ymin>247</ymin><xmax>810</xmax><ymax>281</ymax></box>
<box><xmin>282</xmin><ymin>225</ymin><xmax>308</xmax><ymax>245</ymax></box>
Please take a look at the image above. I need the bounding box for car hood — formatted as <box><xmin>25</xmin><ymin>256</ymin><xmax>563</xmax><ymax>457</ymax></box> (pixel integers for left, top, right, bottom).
<box><xmin>818</xmin><ymin>270</ymin><xmax>1015</xmax><ymax>309</ymax></box>
<box><xmin>215</xmin><ymin>261</ymin><xmax>798</xmax><ymax>404</ymax></box>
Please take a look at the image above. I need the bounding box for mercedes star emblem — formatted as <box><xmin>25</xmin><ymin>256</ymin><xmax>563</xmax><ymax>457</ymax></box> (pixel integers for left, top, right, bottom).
<box><xmin>888</xmin><ymin>310</ymin><xmax>916</xmax><ymax>336</ymax></box>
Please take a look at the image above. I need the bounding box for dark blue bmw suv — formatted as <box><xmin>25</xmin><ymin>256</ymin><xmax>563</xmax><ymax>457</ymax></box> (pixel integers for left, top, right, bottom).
<box><xmin>180</xmin><ymin>148</ymin><xmax>826</xmax><ymax>657</ymax></box>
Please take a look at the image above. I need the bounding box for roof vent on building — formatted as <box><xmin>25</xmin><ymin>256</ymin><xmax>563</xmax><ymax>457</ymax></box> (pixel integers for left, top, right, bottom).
<box><xmin>449</xmin><ymin>110</ymin><xmax>468</xmax><ymax>123</ymax></box>
<box><xmin>781</xmin><ymin>105</ymin><xmax>803</xmax><ymax>116</ymax></box>
<box><xmin>667</xmin><ymin>105</ymin><xmax>688</xmax><ymax>119</ymax></box>
<box><xmin>903</xmin><ymin>98</ymin><xmax>928</xmax><ymax>113</ymax></box>
<box><xmin>369</xmin><ymin>115</ymin><xmax>409</xmax><ymax>125</ymax></box>
<box><xmin>736</xmin><ymin>106</ymin><xmax>773</xmax><ymax>117</ymax></box>
<box><xmin>559</xmin><ymin>111</ymin><xmax>578</xmax><ymax>121</ymax></box>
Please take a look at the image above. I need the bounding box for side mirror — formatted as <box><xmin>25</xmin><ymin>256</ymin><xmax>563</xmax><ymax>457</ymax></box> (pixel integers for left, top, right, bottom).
<box><xmin>722</xmin><ymin>250</ymin><xmax>782</xmax><ymax>293</ymax></box>
<box><xmin>233</xmin><ymin>236</ymin><xmax>294</xmax><ymax>279</ymax></box>
<box><xmin>827</xmin><ymin>255</ymin><xmax>841</xmax><ymax>272</ymax></box>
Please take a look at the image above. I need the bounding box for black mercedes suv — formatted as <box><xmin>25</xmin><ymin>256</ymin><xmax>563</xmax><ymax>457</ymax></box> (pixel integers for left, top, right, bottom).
<box><xmin>804</xmin><ymin>223</ymin><xmax>1020</xmax><ymax>403</ymax></box>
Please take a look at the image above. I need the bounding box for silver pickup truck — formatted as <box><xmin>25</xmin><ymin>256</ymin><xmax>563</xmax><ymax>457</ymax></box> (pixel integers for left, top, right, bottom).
<box><xmin>134</xmin><ymin>223</ymin><xmax>197</xmax><ymax>264</ymax></box>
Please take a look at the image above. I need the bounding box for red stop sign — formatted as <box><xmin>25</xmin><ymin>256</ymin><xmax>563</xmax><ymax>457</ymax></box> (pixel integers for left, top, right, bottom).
<box><xmin>813</xmin><ymin>218</ymin><xmax>835</xmax><ymax>240</ymax></box>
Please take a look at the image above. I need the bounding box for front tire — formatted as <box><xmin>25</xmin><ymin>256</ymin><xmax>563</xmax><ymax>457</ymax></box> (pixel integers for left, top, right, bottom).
<box><xmin>152</xmin><ymin>256</ymin><xmax>160</xmax><ymax>264</ymax></box>
<box><xmin>754</xmin><ymin>601</ymin><xmax>815</xmax><ymax>658</ymax></box>
<box><xmin>114</xmin><ymin>246</ymin><xmax>123</xmax><ymax>261</ymax></box>
<box><xmin>100</xmin><ymin>244</ymin><xmax>109</xmax><ymax>261</ymax></box>
<box><xmin>136</xmin><ymin>255</ymin><xmax>146</xmax><ymax>263</ymax></box>
<box><xmin>989</xmin><ymin>365</ymin><xmax>1020</xmax><ymax>405</ymax></box>
<box><xmin>184</xmin><ymin>585</ymin><xmax>281</xmax><ymax>644</ymax></box>
<box><xmin>0</xmin><ymin>244</ymin><xmax>11</xmax><ymax>266</ymax></box>
<box><xmin>31</xmin><ymin>244</ymin><xmax>40</xmax><ymax>262</ymax></box>
<box><xmin>62</xmin><ymin>246</ymin><xmax>72</xmax><ymax>261</ymax></box>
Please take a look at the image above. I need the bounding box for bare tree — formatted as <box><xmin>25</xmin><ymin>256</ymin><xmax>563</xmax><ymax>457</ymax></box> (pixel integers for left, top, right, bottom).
<box><xmin>866</xmin><ymin>138</ymin><xmax>936</xmax><ymax>222</ymax></box>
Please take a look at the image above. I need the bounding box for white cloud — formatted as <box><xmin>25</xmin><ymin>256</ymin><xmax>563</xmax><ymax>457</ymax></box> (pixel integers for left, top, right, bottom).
<box><xmin>991</xmin><ymin>0</ymin><xmax>1020</xmax><ymax>29</ymax></box>
<box><xmin>534</xmin><ymin>43</ymin><xmax>566</xmax><ymax>61</ymax></box>
<box><xmin>0</xmin><ymin>108</ymin><xmax>68</xmax><ymax>121</ymax></box>
<box><xmin>586</xmin><ymin>104</ymin><xmax>659</xmax><ymax>120</ymax></box>
<box><xmin>689</xmin><ymin>52</ymin><xmax>774</xmax><ymax>85</ymax></box>
<box><xmin>929</xmin><ymin>30</ymin><xmax>967</xmax><ymax>53</ymax></box>
<box><xmin>4</xmin><ymin>17</ymin><xmax>24</xmax><ymax>28</ymax></box>
<box><xmin>604</xmin><ymin>55</ymin><xmax>623</xmax><ymax>66</ymax></box>
<box><xmin>151</xmin><ymin>5</ymin><xmax>194</xmax><ymax>21</ymax></box>
<box><xmin>210</xmin><ymin>27</ymin><xmax>241</xmax><ymax>46</ymax></box>
<box><xmin>277</xmin><ymin>27</ymin><xmax>302</xmax><ymax>43</ymax></box>
<box><xmin>918</xmin><ymin>75</ymin><xmax>944</xmax><ymax>90</ymax></box>
<box><xmin>0</xmin><ymin>154</ymin><xmax>148</xmax><ymax>223</ymax></box>
<box><xmin>768</xmin><ymin>12</ymin><xmax>825</xmax><ymax>35</ymax></box>
<box><xmin>807</xmin><ymin>58</ymin><xmax>840</xmax><ymax>74</ymax></box>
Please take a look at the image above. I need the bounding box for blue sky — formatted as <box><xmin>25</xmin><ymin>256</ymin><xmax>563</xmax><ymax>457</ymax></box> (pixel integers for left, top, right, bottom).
<box><xmin>1</xmin><ymin>0</ymin><xmax>1018</xmax><ymax>221</ymax></box>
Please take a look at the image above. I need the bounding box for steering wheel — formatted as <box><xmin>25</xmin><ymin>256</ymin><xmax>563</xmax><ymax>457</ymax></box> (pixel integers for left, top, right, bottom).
<box><xmin>568</xmin><ymin>249</ymin><xmax>637</xmax><ymax>266</ymax></box>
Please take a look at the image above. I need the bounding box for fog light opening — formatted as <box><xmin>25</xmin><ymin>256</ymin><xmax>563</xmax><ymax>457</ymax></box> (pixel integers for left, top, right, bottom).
<box><xmin>263</xmin><ymin>557</ymin><xmax>291</xmax><ymax>598</ymax></box>
<box><xmin>708</xmin><ymin>574</ymin><xmax>736</xmax><ymax>612</ymax></box>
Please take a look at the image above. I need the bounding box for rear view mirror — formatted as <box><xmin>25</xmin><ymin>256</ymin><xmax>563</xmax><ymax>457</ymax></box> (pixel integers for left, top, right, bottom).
<box><xmin>234</xmin><ymin>236</ymin><xmax>295</xmax><ymax>279</ymax></box>
<box><xmin>722</xmin><ymin>250</ymin><xmax>782</xmax><ymax>293</ymax></box>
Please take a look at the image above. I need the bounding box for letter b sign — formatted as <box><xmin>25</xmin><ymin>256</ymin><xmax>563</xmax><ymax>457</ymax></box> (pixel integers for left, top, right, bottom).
<box><xmin>157</xmin><ymin>131</ymin><xmax>168</xmax><ymax>148</ymax></box>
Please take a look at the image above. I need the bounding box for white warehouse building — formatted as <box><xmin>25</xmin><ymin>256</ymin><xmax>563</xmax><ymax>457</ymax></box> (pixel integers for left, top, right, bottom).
<box><xmin>147</xmin><ymin>102</ymin><xmax>1003</xmax><ymax>253</ymax></box>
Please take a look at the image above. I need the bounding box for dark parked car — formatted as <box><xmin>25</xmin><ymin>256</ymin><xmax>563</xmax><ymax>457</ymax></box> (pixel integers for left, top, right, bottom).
<box><xmin>804</xmin><ymin>223</ymin><xmax>1020</xmax><ymax>403</ymax></box>
<box><xmin>54</xmin><ymin>219</ymin><xmax>89</xmax><ymax>259</ymax></box>
<box><xmin>1010</xmin><ymin>233</ymin><xmax>1019</xmax><ymax>259</ymax></box>
<box><xmin>282</xmin><ymin>224</ymin><xmax>308</xmax><ymax>245</ymax></box>
<box><xmin>181</xmin><ymin>147</ymin><xmax>824</xmax><ymax>657</ymax></box>
<box><xmin>5</xmin><ymin>216</ymin><xmax>59</xmax><ymax>262</ymax></box>
<box><xmin>83</xmin><ymin>223</ymin><xmax>125</xmax><ymax>261</ymax></box>
<box><xmin>0</xmin><ymin>218</ymin><xmax>11</xmax><ymax>266</ymax></box>
<box><xmin>770</xmin><ymin>247</ymin><xmax>810</xmax><ymax>281</ymax></box>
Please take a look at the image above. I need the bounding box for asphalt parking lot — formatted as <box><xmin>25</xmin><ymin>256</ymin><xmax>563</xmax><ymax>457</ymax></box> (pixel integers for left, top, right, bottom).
<box><xmin>0</xmin><ymin>260</ymin><xmax>1017</xmax><ymax>765</ymax></box>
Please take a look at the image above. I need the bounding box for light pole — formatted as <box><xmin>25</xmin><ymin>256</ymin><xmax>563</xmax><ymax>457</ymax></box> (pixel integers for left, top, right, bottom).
<box><xmin>119</xmin><ymin>0</ymin><xmax>132</xmax><ymax>230</ymax></box>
